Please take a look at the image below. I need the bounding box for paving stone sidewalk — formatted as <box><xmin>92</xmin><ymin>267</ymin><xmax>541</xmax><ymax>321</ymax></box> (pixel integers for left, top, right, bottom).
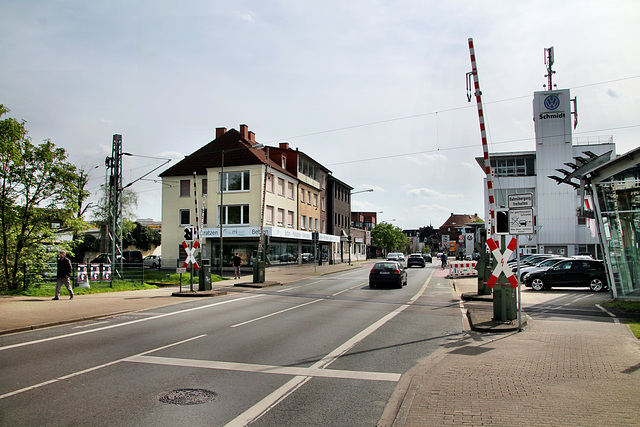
<box><xmin>379</xmin><ymin>277</ymin><xmax>640</xmax><ymax>427</ymax></box>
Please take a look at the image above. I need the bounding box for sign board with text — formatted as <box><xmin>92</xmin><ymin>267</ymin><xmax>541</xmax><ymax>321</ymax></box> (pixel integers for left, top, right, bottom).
<box><xmin>508</xmin><ymin>193</ymin><xmax>533</xmax><ymax>209</ymax></box>
<box><xmin>509</xmin><ymin>208</ymin><xmax>534</xmax><ymax>235</ymax></box>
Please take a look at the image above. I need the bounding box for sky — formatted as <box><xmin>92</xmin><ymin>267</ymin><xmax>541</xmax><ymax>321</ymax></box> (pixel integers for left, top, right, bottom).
<box><xmin>2</xmin><ymin>1</ymin><xmax>639</xmax><ymax>230</ymax></box>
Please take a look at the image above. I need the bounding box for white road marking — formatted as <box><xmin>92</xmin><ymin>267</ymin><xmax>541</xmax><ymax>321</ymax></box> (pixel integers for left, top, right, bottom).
<box><xmin>596</xmin><ymin>303</ymin><xmax>620</xmax><ymax>324</ymax></box>
<box><xmin>231</xmin><ymin>299</ymin><xmax>323</xmax><ymax>327</ymax></box>
<box><xmin>226</xmin><ymin>274</ymin><xmax>433</xmax><ymax>426</ymax></box>
<box><xmin>0</xmin><ymin>335</ymin><xmax>206</xmax><ymax>400</ymax></box>
<box><xmin>0</xmin><ymin>294</ymin><xmax>264</xmax><ymax>352</ymax></box>
<box><xmin>125</xmin><ymin>355</ymin><xmax>400</xmax><ymax>382</ymax></box>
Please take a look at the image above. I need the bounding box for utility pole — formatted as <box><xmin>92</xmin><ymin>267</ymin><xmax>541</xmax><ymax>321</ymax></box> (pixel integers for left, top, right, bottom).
<box><xmin>105</xmin><ymin>134</ymin><xmax>124</xmax><ymax>284</ymax></box>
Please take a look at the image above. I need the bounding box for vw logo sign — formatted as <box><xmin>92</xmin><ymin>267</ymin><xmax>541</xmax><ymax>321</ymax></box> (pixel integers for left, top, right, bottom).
<box><xmin>544</xmin><ymin>95</ymin><xmax>560</xmax><ymax>110</ymax></box>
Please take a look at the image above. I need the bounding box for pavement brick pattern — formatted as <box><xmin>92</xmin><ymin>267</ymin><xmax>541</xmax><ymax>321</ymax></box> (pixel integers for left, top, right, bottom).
<box><xmin>392</xmin><ymin>318</ymin><xmax>640</xmax><ymax>426</ymax></box>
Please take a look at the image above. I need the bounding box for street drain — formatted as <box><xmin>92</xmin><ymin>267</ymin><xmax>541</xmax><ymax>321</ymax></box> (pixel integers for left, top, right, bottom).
<box><xmin>158</xmin><ymin>389</ymin><xmax>218</xmax><ymax>405</ymax></box>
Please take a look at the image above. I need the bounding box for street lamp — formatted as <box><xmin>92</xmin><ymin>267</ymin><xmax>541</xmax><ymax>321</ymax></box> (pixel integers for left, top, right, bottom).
<box><xmin>219</xmin><ymin>143</ymin><xmax>264</xmax><ymax>276</ymax></box>
<box><xmin>348</xmin><ymin>189</ymin><xmax>374</xmax><ymax>265</ymax></box>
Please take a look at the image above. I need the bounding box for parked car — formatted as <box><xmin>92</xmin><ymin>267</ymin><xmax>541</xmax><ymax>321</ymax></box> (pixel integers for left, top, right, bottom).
<box><xmin>524</xmin><ymin>259</ymin><xmax>608</xmax><ymax>291</ymax></box>
<box><xmin>407</xmin><ymin>253</ymin><xmax>426</xmax><ymax>268</ymax></box>
<box><xmin>122</xmin><ymin>250</ymin><xmax>143</xmax><ymax>263</ymax></box>
<box><xmin>301</xmin><ymin>253</ymin><xmax>315</xmax><ymax>262</ymax></box>
<box><xmin>515</xmin><ymin>257</ymin><xmax>569</xmax><ymax>282</ymax></box>
<box><xmin>369</xmin><ymin>261</ymin><xmax>407</xmax><ymax>289</ymax></box>
<box><xmin>143</xmin><ymin>255</ymin><xmax>161</xmax><ymax>268</ymax></box>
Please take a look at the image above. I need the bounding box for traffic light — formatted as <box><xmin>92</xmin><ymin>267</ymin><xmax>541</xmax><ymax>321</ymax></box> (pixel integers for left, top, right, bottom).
<box><xmin>496</xmin><ymin>209</ymin><xmax>509</xmax><ymax>234</ymax></box>
<box><xmin>184</xmin><ymin>226</ymin><xmax>194</xmax><ymax>242</ymax></box>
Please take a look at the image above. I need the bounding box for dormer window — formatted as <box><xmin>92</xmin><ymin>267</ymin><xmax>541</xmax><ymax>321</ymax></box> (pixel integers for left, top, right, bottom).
<box><xmin>281</xmin><ymin>155</ymin><xmax>286</xmax><ymax>169</ymax></box>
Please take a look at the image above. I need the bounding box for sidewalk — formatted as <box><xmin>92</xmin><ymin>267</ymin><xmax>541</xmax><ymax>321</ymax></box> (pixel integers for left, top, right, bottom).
<box><xmin>380</xmin><ymin>276</ymin><xmax>640</xmax><ymax>426</ymax></box>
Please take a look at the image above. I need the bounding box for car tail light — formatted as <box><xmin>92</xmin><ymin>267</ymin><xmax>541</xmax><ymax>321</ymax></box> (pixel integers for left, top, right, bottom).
<box><xmin>370</xmin><ymin>269</ymin><xmax>376</xmax><ymax>274</ymax></box>
<box><xmin>393</xmin><ymin>269</ymin><xmax>401</xmax><ymax>274</ymax></box>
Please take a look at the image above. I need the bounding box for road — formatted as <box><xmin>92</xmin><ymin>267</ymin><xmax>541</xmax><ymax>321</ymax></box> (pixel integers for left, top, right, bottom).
<box><xmin>0</xmin><ymin>263</ymin><xmax>464</xmax><ymax>426</ymax></box>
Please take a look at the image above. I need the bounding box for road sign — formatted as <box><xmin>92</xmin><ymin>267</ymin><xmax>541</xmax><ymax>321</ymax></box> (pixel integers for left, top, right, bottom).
<box><xmin>508</xmin><ymin>193</ymin><xmax>533</xmax><ymax>208</ymax></box>
<box><xmin>176</xmin><ymin>268</ymin><xmax>187</xmax><ymax>274</ymax></box>
<box><xmin>486</xmin><ymin>237</ymin><xmax>518</xmax><ymax>287</ymax></box>
<box><xmin>509</xmin><ymin>208</ymin><xmax>534</xmax><ymax>235</ymax></box>
<box><xmin>183</xmin><ymin>226</ymin><xmax>194</xmax><ymax>242</ymax></box>
<box><xmin>182</xmin><ymin>240</ymin><xmax>200</xmax><ymax>270</ymax></box>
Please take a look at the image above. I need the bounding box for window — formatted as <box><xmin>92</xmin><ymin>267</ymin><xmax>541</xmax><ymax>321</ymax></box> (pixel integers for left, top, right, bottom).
<box><xmin>265</xmin><ymin>205</ymin><xmax>274</xmax><ymax>224</ymax></box>
<box><xmin>313</xmin><ymin>193</ymin><xmax>318</xmax><ymax>207</ymax></box>
<box><xmin>301</xmin><ymin>215</ymin><xmax>307</xmax><ymax>230</ymax></box>
<box><xmin>307</xmin><ymin>191</ymin><xmax>312</xmax><ymax>205</ymax></box>
<box><xmin>301</xmin><ymin>190</ymin><xmax>305</xmax><ymax>203</ymax></box>
<box><xmin>266</xmin><ymin>174</ymin><xmax>274</xmax><ymax>193</ymax></box>
<box><xmin>277</xmin><ymin>208</ymin><xmax>285</xmax><ymax>226</ymax></box>
<box><xmin>281</xmin><ymin>156</ymin><xmax>286</xmax><ymax>169</ymax></box>
<box><xmin>220</xmin><ymin>205</ymin><xmax>250</xmax><ymax>225</ymax></box>
<box><xmin>321</xmin><ymin>197</ymin><xmax>325</xmax><ymax>211</ymax></box>
<box><xmin>287</xmin><ymin>210</ymin><xmax>294</xmax><ymax>228</ymax></box>
<box><xmin>277</xmin><ymin>178</ymin><xmax>285</xmax><ymax>196</ymax></box>
<box><xmin>315</xmin><ymin>218</ymin><xmax>319</xmax><ymax>231</ymax></box>
<box><xmin>202</xmin><ymin>178</ymin><xmax>208</xmax><ymax>195</ymax></box>
<box><xmin>287</xmin><ymin>182</ymin><xmax>294</xmax><ymax>199</ymax></box>
<box><xmin>203</xmin><ymin>208</ymin><xmax>208</xmax><ymax>225</ymax></box>
<box><xmin>490</xmin><ymin>158</ymin><xmax>535</xmax><ymax>177</ymax></box>
<box><xmin>220</xmin><ymin>170</ymin><xmax>250</xmax><ymax>192</ymax></box>
<box><xmin>179</xmin><ymin>209</ymin><xmax>190</xmax><ymax>226</ymax></box>
<box><xmin>180</xmin><ymin>180</ymin><xmax>190</xmax><ymax>197</ymax></box>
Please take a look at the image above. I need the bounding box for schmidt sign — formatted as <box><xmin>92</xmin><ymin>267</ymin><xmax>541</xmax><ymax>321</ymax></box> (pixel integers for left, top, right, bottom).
<box><xmin>539</xmin><ymin>94</ymin><xmax>565</xmax><ymax>120</ymax></box>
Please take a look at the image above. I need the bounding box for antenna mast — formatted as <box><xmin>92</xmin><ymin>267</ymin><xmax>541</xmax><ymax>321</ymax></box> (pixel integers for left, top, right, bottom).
<box><xmin>544</xmin><ymin>46</ymin><xmax>556</xmax><ymax>89</ymax></box>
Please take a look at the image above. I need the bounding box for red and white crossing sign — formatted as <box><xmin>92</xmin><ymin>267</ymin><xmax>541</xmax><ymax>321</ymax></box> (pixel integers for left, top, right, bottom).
<box><xmin>486</xmin><ymin>237</ymin><xmax>518</xmax><ymax>288</ymax></box>
<box><xmin>182</xmin><ymin>240</ymin><xmax>200</xmax><ymax>270</ymax></box>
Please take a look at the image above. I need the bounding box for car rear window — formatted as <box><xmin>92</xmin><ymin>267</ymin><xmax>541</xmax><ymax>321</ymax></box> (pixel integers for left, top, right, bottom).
<box><xmin>374</xmin><ymin>262</ymin><xmax>398</xmax><ymax>269</ymax></box>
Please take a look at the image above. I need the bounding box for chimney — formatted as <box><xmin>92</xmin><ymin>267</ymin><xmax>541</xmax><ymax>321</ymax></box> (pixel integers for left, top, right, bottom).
<box><xmin>216</xmin><ymin>127</ymin><xmax>227</xmax><ymax>138</ymax></box>
<box><xmin>248</xmin><ymin>131</ymin><xmax>255</xmax><ymax>142</ymax></box>
<box><xmin>279</xmin><ymin>142</ymin><xmax>289</xmax><ymax>150</ymax></box>
<box><xmin>240</xmin><ymin>124</ymin><xmax>249</xmax><ymax>139</ymax></box>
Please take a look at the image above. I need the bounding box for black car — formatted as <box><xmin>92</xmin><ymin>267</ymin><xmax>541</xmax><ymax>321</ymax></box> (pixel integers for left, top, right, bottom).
<box><xmin>524</xmin><ymin>259</ymin><xmax>608</xmax><ymax>292</ymax></box>
<box><xmin>422</xmin><ymin>253</ymin><xmax>432</xmax><ymax>263</ymax></box>
<box><xmin>369</xmin><ymin>261</ymin><xmax>407</xmax><ymax>289</ymax></box>
<box><xmin>407</xmin><ymin>253</ymin><xmax>426</xmax><ymax>268</ymax></box>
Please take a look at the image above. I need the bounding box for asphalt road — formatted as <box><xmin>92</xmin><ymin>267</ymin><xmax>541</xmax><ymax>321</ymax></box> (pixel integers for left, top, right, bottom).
<box><xmin>0</xmin><ymin>263</ymin><xmax>464</xmax><ymax>426</ymax></box>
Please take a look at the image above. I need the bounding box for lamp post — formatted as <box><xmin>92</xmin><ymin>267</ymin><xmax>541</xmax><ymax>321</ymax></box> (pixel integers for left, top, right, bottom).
<box><xmin>348</xmin><ymin>189</ymin><xmax>374</xmax><ymax>265</ymax></box>
<box><xmin>218</xmin><ymin>143</ymin><xmax>264</xmax><ymax>276</ymax></box>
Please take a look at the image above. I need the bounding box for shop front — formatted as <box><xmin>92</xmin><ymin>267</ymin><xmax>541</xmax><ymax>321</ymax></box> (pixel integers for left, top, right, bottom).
<box><xmin>201</xmin><ymin>226</ymin><xmax>340</xmax><ymax>271</ymax></box>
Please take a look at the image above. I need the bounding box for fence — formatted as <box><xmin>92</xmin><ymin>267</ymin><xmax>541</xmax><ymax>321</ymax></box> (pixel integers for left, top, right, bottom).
<box><xmin>449</xmin><ymin>261</ymin><xmax>478</xmax><ymax>278</ymax></box>
<box><xmin>23</xmin><ymin>261</ymin><xmax>145</xmax><ymax>290</ymax></box>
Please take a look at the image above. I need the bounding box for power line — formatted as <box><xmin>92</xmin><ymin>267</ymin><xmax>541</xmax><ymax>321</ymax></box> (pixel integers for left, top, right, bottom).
<box><xmin>264</xmin><ymin>75</ymin><xmax>640</xmax><ymax>144</ymax></box>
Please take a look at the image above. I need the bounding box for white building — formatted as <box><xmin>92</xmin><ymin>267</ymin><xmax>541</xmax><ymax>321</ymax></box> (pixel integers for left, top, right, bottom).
<box><xmin>477</xmin><ymin>88</ymin><xmax>614</xmax><ymax>257</ymax></box>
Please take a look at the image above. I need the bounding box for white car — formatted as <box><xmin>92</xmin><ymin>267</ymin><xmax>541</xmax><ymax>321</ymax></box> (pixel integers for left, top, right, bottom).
<box><xmin>143</xmin><ymin>255</ymin><xmax>161</xmax><ymax>268</ymax></box>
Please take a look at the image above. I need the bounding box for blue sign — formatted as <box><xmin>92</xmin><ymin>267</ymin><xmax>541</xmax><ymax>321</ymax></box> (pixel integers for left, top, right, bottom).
<box><xmin>543</xmin><ymin>95</ymin><xmax>560</xmax><ymax>110</ymax></box>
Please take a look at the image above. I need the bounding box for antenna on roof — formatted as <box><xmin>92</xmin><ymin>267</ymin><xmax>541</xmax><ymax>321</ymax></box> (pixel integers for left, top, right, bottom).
<box><xmin>543</xmin><ymin>46</ymin><xmax>557</xmax><ymax>89</ymax></box>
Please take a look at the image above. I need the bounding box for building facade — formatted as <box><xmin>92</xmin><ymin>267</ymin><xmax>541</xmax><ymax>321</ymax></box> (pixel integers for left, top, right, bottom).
<box><xmin>477</xmin><ymin>88</ymin><xmax>615</xmax><ymax>258</ymax></box>
<box><xmin>159</xmin><ymin>125</ymin><xmax>354</xmax><ymax>271</ymax></box>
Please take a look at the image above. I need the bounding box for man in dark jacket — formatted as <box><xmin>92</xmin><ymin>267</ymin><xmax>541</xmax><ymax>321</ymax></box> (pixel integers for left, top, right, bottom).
<box><xmin>54</xmin><ymin>250</ymin><xmax>74</xmax><ymax>300</ymax></box>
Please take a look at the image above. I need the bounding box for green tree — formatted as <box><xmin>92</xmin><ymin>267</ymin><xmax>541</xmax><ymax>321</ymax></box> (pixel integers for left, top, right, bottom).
<box><xmin>127</xmin><ymin>221</ymin><xmax>161</xmax><ymax>251</ymax></box>
<box><xmin>371</xmin><ymin>222</ymin><xmax>408</xmax><ymax>255</ymax></box>
<box><xmin>0</xmin><ymin>105</ymin><xmax>87</xmax><ymax>290</ymax></box>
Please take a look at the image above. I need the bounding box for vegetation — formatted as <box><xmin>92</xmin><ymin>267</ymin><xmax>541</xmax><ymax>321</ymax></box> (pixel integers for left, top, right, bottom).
<box><xmin>603</xmin><ymin>300</ymin><xmax>640</xmax><ymax>339</ymax></box>
<box><xmin>371</xmin><ymin>222</ymin><xmax>408</xmax><ymax>254</ymax></box>
<box><xmin>0</xmin><ymin>105</ymin><xmax>88</xmax><ymax>290</ymax></box>
<box><xmin>2</xmin><ymin>269</ymin><xmax>227</xmax><ymax>297</ymax></box>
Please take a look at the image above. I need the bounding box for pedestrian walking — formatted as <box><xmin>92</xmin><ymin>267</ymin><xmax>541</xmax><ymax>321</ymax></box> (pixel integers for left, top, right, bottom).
<box><xmin>233</xmin><ymin>253</ymin><xmax>242</xmax><ymax>279</ymax></box>
<box><xmin>54</xmin><ymin>250</ymin><xmax>74</xmax><ymax>300</ymax></box>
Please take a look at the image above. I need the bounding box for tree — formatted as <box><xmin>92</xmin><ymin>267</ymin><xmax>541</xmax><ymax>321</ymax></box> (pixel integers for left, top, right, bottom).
<box><xmin>127</xmin><ymin>222</ymin><xmax>161</xmax><ymax>251</ymax></box>
<box><xmin>371</xmin><ymin>222</ymin><xmax>408</xmax><ymax>255</ymax></box>
<box><xmin>0</xmin><ymin>105</ymin><xmax>88</xmax><ymax>290</ymax></box>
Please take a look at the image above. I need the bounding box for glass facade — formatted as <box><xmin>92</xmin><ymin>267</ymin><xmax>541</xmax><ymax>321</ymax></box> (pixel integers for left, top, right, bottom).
<box><xmin>595</xmin><ymin>168</ymin><xmax>640</xmax><ymax>298</ymax></box>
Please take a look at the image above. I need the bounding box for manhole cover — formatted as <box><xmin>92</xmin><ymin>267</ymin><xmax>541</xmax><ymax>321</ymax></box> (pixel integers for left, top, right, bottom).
<box><xmin>158</xmin><ymin>389</ymin><xmax>218</xmax><ymax>405</ymax></box>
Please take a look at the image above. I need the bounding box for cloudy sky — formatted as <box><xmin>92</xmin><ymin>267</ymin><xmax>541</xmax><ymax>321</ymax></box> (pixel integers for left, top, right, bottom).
<box><xmin>2</xmin><ymin>1</ymin><xmax>639</xmax><ymax>229</ymax></box>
